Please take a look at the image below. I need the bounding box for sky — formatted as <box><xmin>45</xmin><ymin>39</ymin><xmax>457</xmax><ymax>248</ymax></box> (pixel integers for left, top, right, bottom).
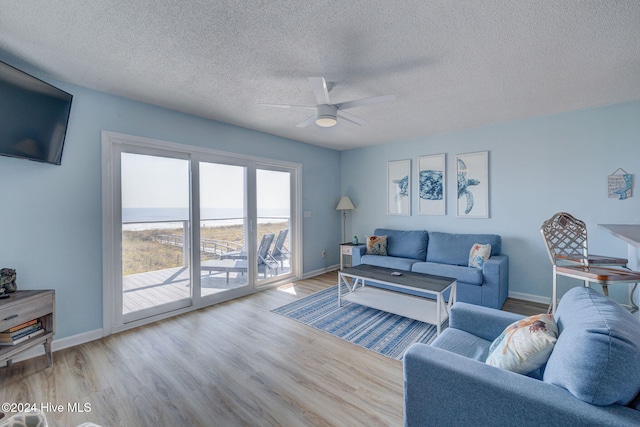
<box><xmin>121</xmin><ymin>153</ymin><xmax>290</xmax><ymax>213</ymax></box>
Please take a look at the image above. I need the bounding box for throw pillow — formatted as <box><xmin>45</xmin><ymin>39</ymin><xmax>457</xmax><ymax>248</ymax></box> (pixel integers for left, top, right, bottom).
<box><xmin>366</xmin><ymin>235</ymin><xmax>387</xmax><ymax>256</ymax></box>
<box><xmin>468</xmin><ymin>243</ymin><xmax>491</xmax><ymax>269</ymax></box>
<box><xmin>485</xmin><ymin>313</ymin><xmax>558</xmax><ymax>374</ymax></box>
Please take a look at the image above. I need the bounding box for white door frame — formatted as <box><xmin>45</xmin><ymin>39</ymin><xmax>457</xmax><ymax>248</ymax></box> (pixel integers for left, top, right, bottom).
<box><xmin>102</xmin><ymin>131</ymin><xmax>302</xmax><ymax>336</ymax></box>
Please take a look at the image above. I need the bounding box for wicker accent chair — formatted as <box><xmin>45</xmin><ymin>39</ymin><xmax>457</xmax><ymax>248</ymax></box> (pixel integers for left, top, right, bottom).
<box><xmin>540</xmin><ymin>212</ymin><xmax>640</xmax><ymax>313</ymax></box>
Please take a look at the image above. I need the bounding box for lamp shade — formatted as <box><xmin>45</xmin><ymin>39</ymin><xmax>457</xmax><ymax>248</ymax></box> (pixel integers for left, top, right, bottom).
<box><xmin>336</xmin><ymin>196</ymin><xmax>355</xmax><ymax>210</ymax></box>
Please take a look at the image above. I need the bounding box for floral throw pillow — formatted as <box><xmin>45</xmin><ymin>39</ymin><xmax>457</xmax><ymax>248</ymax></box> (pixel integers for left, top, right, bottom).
<box><xmin>485</xmin><ymin>313</ymin><xmax>558</xmax><ymax>374</ymax></box>
<box><xmin>468</xmin><ymin>243</ymin><xmax>491</xmax><ymax>269</ymax></box>
<box><xmin>366</xmin><ymin>235</ymin><xmax>387</xmax><ymax>256</ymax></box>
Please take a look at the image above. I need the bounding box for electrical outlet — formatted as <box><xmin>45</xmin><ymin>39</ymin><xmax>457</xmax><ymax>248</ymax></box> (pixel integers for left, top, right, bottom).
<box><xmin>322</xmin><ymin>250</ymin><xmax>326</xmax><ymax>258</ymax></box>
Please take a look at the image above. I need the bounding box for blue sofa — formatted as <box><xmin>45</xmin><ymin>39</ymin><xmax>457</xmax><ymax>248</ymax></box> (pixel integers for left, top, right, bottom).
<box><xmin>404</xmin><ymin>286</ymin><xmax>640</xmax><ymax>427</ymax></box>
<box><xmin>352</xmin><ymin>228</ymin><xmax>509</xmax><ymax>309</ymax></box>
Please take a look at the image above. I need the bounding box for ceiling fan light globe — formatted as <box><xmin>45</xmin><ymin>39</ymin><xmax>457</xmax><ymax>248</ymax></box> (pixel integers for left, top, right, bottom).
<box><xmin>316</xmin><ymin>116</ymin><xmax>337</xmax><ymax>127</ymax></box>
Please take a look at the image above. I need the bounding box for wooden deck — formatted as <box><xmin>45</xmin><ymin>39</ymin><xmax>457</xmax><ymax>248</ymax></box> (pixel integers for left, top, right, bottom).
<box><xmin>122</xmin><ymin>262</ymin><xmax>291</xmax><ymax>314</ymax></box>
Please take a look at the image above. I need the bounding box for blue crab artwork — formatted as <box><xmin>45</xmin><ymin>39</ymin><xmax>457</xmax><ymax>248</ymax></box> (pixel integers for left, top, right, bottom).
<box><xmin>419</xmin><ymin>170</ymin><xmax>443</xmax><ymax>200</ymax></box>
<box><xmin>457</xmin><ymin>159</ymin><xmax>480</xmax><ymax>214</ymax></box>
<box><xmin>392</xmin><ymin>175</ymin><xmax>409</xmax><ymax>200</ymax></box>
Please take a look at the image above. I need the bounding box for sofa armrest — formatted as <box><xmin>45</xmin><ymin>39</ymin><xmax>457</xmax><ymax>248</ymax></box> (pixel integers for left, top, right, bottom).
<box><xmin>404</xmin><ymin>344</ymin><xmax>640</xmax><ymax>427</ymax></box>
<box><xmin>480</xmin><ymin>254</ymin><xmax>509</xmax><ymax>309</ymax></box>
<box><xmin>449</xmin><ymin>302</ymin><xmax>523</xmax><ymax>341</ymax></box>
<box><xmin>351</xmin><ymin>245</ymin><xmax>366</xmax><ymax>266</ymax></box>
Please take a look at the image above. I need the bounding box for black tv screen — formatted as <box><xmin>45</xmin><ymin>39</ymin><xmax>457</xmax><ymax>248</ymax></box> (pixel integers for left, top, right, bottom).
<box><xmin>0</xmin><ymin>60</ymin><xmax>73</xmax><ymax>165</ymax></box>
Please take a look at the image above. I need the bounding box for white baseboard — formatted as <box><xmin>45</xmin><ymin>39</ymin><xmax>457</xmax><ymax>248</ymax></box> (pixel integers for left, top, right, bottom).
<box><xmin>508</xmin><ymin>291</ymin><xmax>550</xmax><ymax>305</ymax></box>
<box><xmin>301</xmin><ymin>265</ymin><xmax>339</xmax><ymax>279</ymax></box>
<box><xmin>10</xmin><ymin>328</ymin><xmax>103</xmax><ymax>364</ymax></box>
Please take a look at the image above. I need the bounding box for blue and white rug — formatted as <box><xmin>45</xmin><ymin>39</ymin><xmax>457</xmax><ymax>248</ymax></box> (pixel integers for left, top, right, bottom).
<box><xmin>272</xmin><ymin>285</ymin><xmax>440</xmax><ymax>360</ymax></box>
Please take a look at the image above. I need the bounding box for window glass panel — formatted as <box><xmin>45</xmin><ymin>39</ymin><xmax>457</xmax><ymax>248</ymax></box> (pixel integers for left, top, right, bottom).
<box><xmin>121</xmin><ymin>153</ymin><xmax>191</xmax><ymax>316</ymax></box>
<box><xmin>199</xmin><ymin>162</ymin><xmax>248</xmax><ymax>296</ymax></box>
<box><xmin>256</xmin><ymin>169</ymin><xmax>291</xmax><ymax>281</ymax></box>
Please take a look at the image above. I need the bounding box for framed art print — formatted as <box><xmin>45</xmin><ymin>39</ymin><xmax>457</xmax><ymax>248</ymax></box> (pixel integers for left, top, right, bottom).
<box><xmin>387</xmin><ymin>159</ymin><xmax>411</xmax><ymax>215</ymax></box>
<box><xmin>418</xmin><ymin>154</ymin><xmax>446</xmax><ymax>215</ymax></box>
<box><xmin>456</xmin><ymin>151</ymin><xmax>489</xmax><ymax>218</ymax></box>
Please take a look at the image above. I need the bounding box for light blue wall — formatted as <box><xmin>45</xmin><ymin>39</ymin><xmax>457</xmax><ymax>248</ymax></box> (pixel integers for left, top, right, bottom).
<box><xmin>341</xmin><ymin>101</ymin><xmax>640</xmax><ymax>304</ymax></box>
<box><xmin>0</xmin><ymin>76</ymin><xmax>341</xmax><ymax>340</ymax></box>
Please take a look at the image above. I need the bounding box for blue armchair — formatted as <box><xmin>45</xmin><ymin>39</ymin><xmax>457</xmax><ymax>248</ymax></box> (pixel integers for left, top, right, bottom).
<box><xmin>403</xmin><ymin>287</ymin><xmax>640</xmax><ymax>426</ymax></box>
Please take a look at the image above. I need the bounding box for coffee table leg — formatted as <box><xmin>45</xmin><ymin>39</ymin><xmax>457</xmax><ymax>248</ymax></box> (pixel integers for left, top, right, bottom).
<box><xmin>436</xmin><ymin>293</ymin><xmax>442</xmax><ymax>335</ymax></box>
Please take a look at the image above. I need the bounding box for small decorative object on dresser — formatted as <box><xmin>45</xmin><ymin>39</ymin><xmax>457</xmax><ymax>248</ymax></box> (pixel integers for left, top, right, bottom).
<box><xmin>0</xmin><ymin>268</ymin><xmax>17</xmax><ymax>298</ymax></box>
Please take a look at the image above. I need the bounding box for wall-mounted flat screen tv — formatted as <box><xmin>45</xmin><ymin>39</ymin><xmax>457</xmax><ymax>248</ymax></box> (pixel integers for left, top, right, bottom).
<box><xmin>0</xmin><ymin>60</ymin><xmax>73</xmax><ymax>165</ymax></box>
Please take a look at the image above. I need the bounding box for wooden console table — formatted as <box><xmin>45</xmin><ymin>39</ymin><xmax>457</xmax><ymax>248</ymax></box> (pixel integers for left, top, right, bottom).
<box><xmin>0</xmin><ymin>290</ymin><xmax>55</xmax><ymax>367</ymax></box>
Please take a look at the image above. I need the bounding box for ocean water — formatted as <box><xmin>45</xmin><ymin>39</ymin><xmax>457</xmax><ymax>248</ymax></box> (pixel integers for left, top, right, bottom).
<box><xmin>122</xmin><ymin>208</ymin><xmax>289</xmax><ymax>231</ymax></box>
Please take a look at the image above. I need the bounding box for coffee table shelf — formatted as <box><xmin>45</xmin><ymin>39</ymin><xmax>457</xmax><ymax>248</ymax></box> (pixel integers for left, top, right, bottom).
<box><xmin>342</xmin><ymin>287</ymin><xmax>448</xmax><ymax>326</ymax></box>
<box><xmin>338</xmin><ymin>264</ymin><xmax>456</xmax><ymax>335</ymax></box>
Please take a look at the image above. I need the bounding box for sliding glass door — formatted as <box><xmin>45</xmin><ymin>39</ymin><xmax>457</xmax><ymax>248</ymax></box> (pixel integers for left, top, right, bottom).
<box><xmin>198</xmin><ymin>161</ymin><xmax>249</xmax><ymax>297</ymax></box>
<box><xmin>256</xmin><ymin>167</ymin><xmax>294</xmax><ymax>284</ymax></box>
<box><xmin>104</xmin><ymin>132</ymin><xmax>301</xmax><ymax>331</ymax></box>
<box><xmin>120</xmin><ymin>151</ymin><xmax>192</xmax><ymax>321</ymax></box>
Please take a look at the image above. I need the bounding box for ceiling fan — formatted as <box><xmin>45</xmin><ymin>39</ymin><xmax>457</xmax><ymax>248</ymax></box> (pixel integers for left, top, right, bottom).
<box><xmin>261</xmin><ymin>77</ymin><xmax>396</xmax><ymax>128</ymax></box>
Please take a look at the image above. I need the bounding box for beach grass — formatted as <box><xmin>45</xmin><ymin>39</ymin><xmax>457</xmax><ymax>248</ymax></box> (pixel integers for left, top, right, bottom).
<box><xmin>122</xmin><ymin>221</ymin><xmax>288</xmax><ymax>275</ymax></box>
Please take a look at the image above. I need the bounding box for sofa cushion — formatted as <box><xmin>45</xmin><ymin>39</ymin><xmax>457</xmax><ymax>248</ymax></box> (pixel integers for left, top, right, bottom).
<box><xmin>544</xmin><ymin>286</ymin><xmax>640</xmax><ymax>406</ymax></box>
<box><xmin>360</xmin><ymin>254</ymin><xmax>417</xmax><ymax>271</ymax></box>
<box><xmin>426</xmin><ymin>232</ymin><xmax>501</xmax><ymax>266</ymax></box>
<box><xmin>485</xmin><ymin>313</ymin><xmax>558</xmax><ymax>374</ymax></box>
<box><xmin>374</xmin><ymin>228</ymin><xmax>428</xmax><ymax>260</ymax></box>
<box><xmin>431</xmin><ymin>327</ymin><xmax>492</xmax><ymax>361</ymax></box>
<box><xmin>468</xmin><ymin>243</ymin><xmax>491</xmax><ymax>269</ymax></box>
<box><xmin>365</xmin><ymin>235</ymin><xmax>387</xmax><ymax>255</ymax></box>
<box><xmin>411</xmin><ymin>262</ymin><xmax>483</xmax><ymax>286</ymax></box>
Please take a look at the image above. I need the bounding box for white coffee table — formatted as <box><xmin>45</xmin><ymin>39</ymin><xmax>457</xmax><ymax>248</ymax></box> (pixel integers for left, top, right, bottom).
<box><xmin>338</xmin><ymin>264</ymin><xmax>456</xmax><ymax>335</ymax></box>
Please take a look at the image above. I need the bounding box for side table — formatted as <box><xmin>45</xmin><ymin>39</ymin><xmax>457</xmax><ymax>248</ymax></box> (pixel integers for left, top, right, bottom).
<box><xmin>340</xmin><ymin>243</ymin><xmax>365</xmax><ymax>270</ymax></box>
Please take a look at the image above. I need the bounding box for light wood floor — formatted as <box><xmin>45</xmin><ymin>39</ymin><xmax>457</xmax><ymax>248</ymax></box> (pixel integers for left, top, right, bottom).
<box><xmin>0</xmin><ymin>271</ymin><xmax>546</xmax><ymax>427</ymax></box>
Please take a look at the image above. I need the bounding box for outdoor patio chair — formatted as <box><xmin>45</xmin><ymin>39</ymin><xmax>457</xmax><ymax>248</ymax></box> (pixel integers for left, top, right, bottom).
<box><xmin>540</xmin><ymin>212</ymin><xmax>640</xmax><ymax>313</ymax></box>
<box><xmin>202</xmin><ymin>233</ymin><xmax>278</xmax><ymax>280</ymax></box>
<box><xmin>271</xmin><ymin>229</ymin><xmax>290</xmax><ymax>269</ymax></box>
<box><xmin>257</xmin><ymin>232</ymin><xmax>279</xmax><ymax>278</ymax></box>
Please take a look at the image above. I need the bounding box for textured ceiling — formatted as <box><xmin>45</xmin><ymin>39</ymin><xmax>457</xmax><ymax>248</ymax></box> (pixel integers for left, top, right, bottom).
<box><xmin>1</xmin><ymin>1</ymin><xmax>639</xmax><ymax>151</ymax></box>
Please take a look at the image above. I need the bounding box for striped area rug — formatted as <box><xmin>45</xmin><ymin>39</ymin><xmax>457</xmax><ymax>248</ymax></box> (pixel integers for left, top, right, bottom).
<box><xmin>272</xmin><ymin>285</ymin><xmax>440</xmax><ymax>360</ymax></box>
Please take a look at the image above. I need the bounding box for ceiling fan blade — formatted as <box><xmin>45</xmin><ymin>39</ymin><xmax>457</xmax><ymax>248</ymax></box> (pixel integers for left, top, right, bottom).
<box><xmin>337</xmin><ymin>110</ymin><xmax>366</xmax><ymax>126</ymax></box>
<box><xmin>295</xmin><ymin>114</ymin><xmax>317</xmax><ymax>128</ymax></box>
<box><xmin>309</xmin><ymin>77</ymin><xmax>331</xmax><ymax>105</ymax></box>
<box><xmin>336</xmin><ymin>94</ymin><xmax>396</xmax><ymax>111</ymax></box>
<box><xmin>259</xmin><ymin>103</ymin><xmax>315</xmax><ymax>109</ymax></box>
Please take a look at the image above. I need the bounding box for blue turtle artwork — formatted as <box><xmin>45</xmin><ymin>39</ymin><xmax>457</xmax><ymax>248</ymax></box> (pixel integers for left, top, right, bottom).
<box><xmin>392</xmin><ymin>175</ymin><xmax>409</xmax><ymax>199</ymax></box>
<box><xmin>457</xmin><ymin>159</ymin><xmax>480</xmax><ymax>214</ymax></box>
<box><xmin>419</xmin><ymin>170</ymin><xmax>443</xmax><ymax>200</ymax></box>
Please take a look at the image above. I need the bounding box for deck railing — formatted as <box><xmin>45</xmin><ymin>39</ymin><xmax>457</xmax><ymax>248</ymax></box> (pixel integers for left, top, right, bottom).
<box><xmin>123</xmin><ymin>217</ymin><xmax>289</xmax><ymax>274</ymax></box>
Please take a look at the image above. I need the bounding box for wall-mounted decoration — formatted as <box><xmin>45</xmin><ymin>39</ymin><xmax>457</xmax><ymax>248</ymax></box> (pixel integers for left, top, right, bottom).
<box><xmin>418</xmin><ymin>154</ymin><xmax>446</xmax><ymax>215</ymax></box>
<box><xmin>387</xmin><ymin>159</ymin><xmax>411</xmax><ymax>215</ymax></box>
<box><xmin>608</xmin><ymin>168</ymin><xmax>633</xmax><ymax>200</ymax></box>
<box><xmin>456</xmin><ymin>151</ymin><xmax>489</xmax><ymax>218</ymax></box>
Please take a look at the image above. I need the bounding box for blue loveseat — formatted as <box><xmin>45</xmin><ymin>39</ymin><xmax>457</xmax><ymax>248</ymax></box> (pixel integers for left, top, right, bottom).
<box><xmin>404</xmin><ymin>286</ymin><xmax>640</xmax><ymax>426</ymax></box>
<box><xmin>352</xmin><ymin>228</ymin><xmax>509</xmax><ymax>309</ymax></box>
